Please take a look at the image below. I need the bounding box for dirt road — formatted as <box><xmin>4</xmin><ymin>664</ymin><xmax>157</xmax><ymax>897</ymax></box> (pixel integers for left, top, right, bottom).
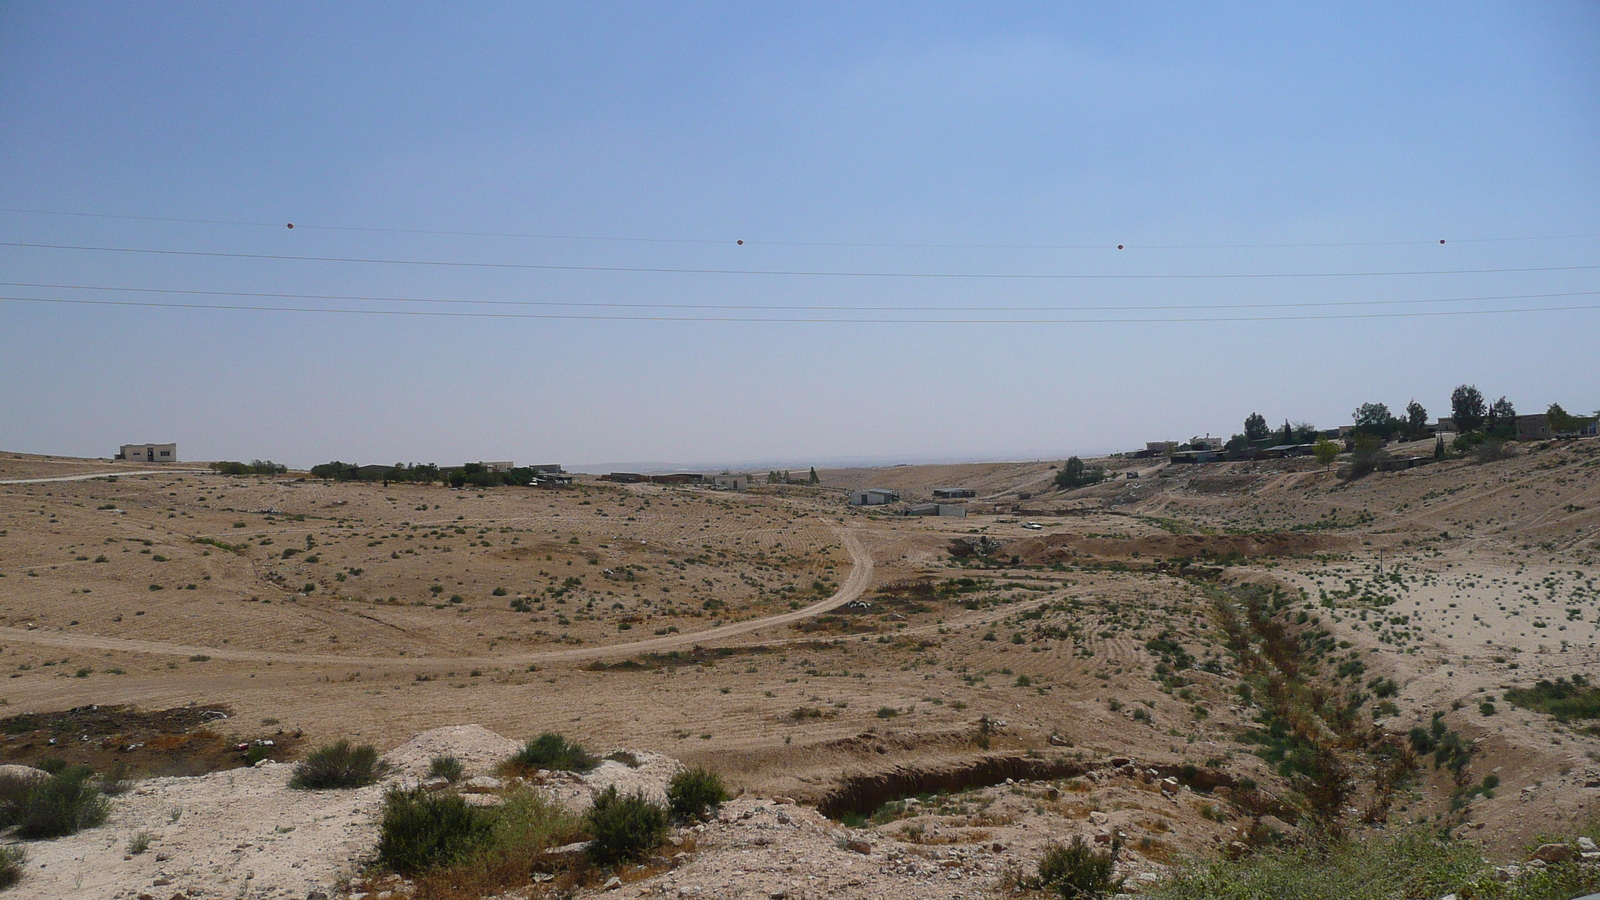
<box><xmin>0</xmin><ymin>528</ymin><xmax>874</xmax><ymax>668</ymax></box>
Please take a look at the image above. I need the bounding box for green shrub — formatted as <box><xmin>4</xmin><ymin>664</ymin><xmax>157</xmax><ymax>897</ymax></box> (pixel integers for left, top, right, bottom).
<box><xmin>289</xmin><ymin>741</ymin><xmax>389</xmax><ymax>789</ymax></box>
<box><xmin>504</xmin><ymin>733</ymin><xmax>597</xmax><ymax>774</ymax></box>
<box><xmin>427</xmin><ymin>755</ymin><xmax>464</xmax><ymax>783</ymax></box>
<box><xmin>667</xmin><ymin>767</ymin><xmax>729</xmax><ymax>822</ymax></box>
<box><xmin>376</xmin><ymin>788</ymin><xmax>494</xmax><ymax>875</ymax></box>
<box><xmin>1032</xmin><ymin>835</ymin><xmax>1123</xmax><ymax>899</ymax></box>
<box><xmin>1150</xmin><ymin>830</ymin><xmax>1486</xmax><ymax>900</ymax></box>
<box><xmin>0</xmin><ymin>846</ymin><xmax>23</xmax><ymax>889</ymax></box>
<box><xmin>586</xmin><ymin>786</ymin><xmax>668</xmax><ymax>866</ymax></box>
<box><xmin>15</xmin><ymin>766</ymin><xmax>110</xmax><ymax>838</ymax></box>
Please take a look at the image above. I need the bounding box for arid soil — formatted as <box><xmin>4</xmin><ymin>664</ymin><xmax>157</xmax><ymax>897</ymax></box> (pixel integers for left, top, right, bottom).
<box><xmin>0</xmin><ymin>442</ymin><xmax>1596</xmax><ymax>898</ymax></box>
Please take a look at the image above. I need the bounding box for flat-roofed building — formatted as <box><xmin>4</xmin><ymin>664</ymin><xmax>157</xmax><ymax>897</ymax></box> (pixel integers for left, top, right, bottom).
<box><xmin>117</xmin><ymin>443</ymin><xmax>177</xmax><ymax>463</ymax></box>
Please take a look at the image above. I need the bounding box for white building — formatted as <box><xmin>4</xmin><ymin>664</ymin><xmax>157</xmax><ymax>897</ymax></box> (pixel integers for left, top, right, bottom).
<box><xmin>117</xmin><ymin>443</ymin><xmax>177</xmax><ymax>463</ymax></box>
<box><xmin>849</xmin><ymin>488</ymin><xmax>900</xmax><ymax>506</ymax></box>
<box><xmin>711</xmin><ymin>473</ymin><xmax>751</xmax><ymax>490</ymax></box>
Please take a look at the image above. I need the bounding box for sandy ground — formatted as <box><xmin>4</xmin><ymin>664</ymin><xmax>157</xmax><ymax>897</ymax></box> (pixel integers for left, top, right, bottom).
<box><xmin>0</xmin><ymin>442</ymin><xmax>1596</xmax><ymax>898</ymax></box>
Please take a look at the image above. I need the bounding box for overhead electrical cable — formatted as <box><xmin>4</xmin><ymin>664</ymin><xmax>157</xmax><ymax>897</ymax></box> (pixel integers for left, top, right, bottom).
<box><xmin>2</xmin><ymin>281</ymin><xmax>1596</xmax><ymax>313</ymax></box>
<box><xmin>2</xmin><ymin>241</ymin><xmax>1596</xmax><ymax>280</ymax></box>
<box><xmin>2</xmin><ymin>207</ymin><xmax>1596</xmax><ymax>249</ymax></box>
<box><xmin>5</xmin><ymin>294</ymin><xmax>1597</xmax><ymax>324</ymax></box>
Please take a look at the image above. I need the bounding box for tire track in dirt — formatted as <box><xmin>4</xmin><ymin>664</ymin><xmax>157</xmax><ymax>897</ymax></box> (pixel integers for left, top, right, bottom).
<box><xmin>0</xmin><ymin>529</ymin><xmax>874</xmax><ymax>669</ymax></box>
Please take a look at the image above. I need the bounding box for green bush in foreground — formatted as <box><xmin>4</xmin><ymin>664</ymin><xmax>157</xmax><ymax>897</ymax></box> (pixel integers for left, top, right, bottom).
<box><xmin>14</xmin><ymin>766</ymin><xmax>110</xmax><ymax>839</ymax></box>
<box><xmin>288</xmin><ymin>741</ymin><xmax>389</xmax><ymax>790</ymax></box>
<box><xmin>505</xmin><ymin>732</ymin><xmax>597</xmax><ymax>774</ymax></box>
<box><xmin>1151</xmin><ymin>830</ymin><xmax>1487</xmax><ymax>900</ymax></box>
<box><xmin>1032</xmin><ymin>835</ymin><xmax>1123</xmax><ymax>899</ymax></box>
<box><xmin>586</xmin><ymin>786</ymin><xmax>668</xmax><ymax>866</ymax></box>
<box><xmin>0</xmin><ymin>846</ymin><xmax>23</xmax><ymax>889</ymax></box>
<box><xmin>667</xmin><ymin>766</ymin><xmax>729</xmax><ymax>822</ymax></box>
<box><xmin>376</xmin><ymin>788</ymin><xmax>494</xmax><ymax>876</ymax></box>
<box><xmin>427</xmin><ymin>755</ymin><xmax>464</xmax><ymax>783</ymax></box>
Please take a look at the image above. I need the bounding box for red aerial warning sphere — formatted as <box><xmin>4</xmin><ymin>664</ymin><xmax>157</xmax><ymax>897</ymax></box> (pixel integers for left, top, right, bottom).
<box><xmin>736</xmin><ymin>239</ymin><xmax>744</xmax><ymax>245</ymax></box>
<box><xmin>1116</xmin><ymin>244</ymin><xmax>1124</xmax><ymax>250</ymax></box>
<box><xmin>286</xmin><ymin>223</ymin><xmax>294</xmax><ymax>229</ymax></box>
<box><xmin>1439</xmin><ymin>239</ymin><xmax>1445</xmax><ymax>244</ymax></box>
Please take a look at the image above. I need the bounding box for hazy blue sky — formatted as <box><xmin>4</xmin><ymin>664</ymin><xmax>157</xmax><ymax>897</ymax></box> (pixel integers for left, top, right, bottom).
<box><xmin>2</xmin><ymin>3</ymin><xmax>1596</xmax><ymax>470</ymax></box>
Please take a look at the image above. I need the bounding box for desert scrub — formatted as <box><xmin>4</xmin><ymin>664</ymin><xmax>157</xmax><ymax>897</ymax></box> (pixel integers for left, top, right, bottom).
<box><xmin>288</xmin><ymin>741</ymin><xmax>389</xmax><ymax>790</ymax></box>
<box><xmin>13</xmin><ymin>766</ymin><xmax>110</xmax><ymax>838</ymax></box>
<box><xmin>586</xmin><ymin>786</ymin><xmax>669</xmax><ymax>865</ymax></box>
<box><xmin>667</xmin><ymin>766</ymin><xmax>729</xmax><ymax>822</ymax></box>
<box><xmin>398</xmin><ymin>787</ymin><xmax>581</xmax><ymax>893</ymax></box>
<box><xmin>376</xmin><ymin>788</ymin><xmax>493</xmax><ymax>875</ymax></box>
<box><xmin>1029</xmin><ymin>835</ymin><xmax>1123</xmax><ymax>899</ymax></box>
<box><xmin>502</xmin><ymin>732</ymin><xmax>597</xmax><ymax>775</ymax></box>
<box><xmin>427</xmin><ymin>755</ymin><xmax>464</xmax><ymax>782</ymax></box>
<box><xmin>1149</xmin><ymin>830</ymin><xmax>1487</xmax><ymax>900</ymax></box>
<box><xmin>0</xmin><ymin>846</ymin><xmax>22</xmax><ymax>889</ymax></box>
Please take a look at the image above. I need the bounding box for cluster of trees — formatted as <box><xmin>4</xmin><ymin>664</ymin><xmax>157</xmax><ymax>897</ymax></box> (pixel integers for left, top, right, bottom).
<box><xmin>209</xmin><ymin>460</ymin><xmax>287</xmax><ymax>476</ymax></box>
<box><xmin>1055</xmin><ymin>456</ymin><xmax>1105</xmax><ymax>489</ymax></box>
<box><xmin>308</xmin><ymin>461</ymin><xmax>549</xmax><ymax>488</ymax></box>
<box><xmin>1230</xmin><ymin>414</ymin><xmax>1320</xmax><ymax>452</ymax></box>
<box><xmin>765</xmin><ymin>468</ymin><xmax>819</xmax><ymax>484</ymax></box>
<box><xmin>1348</xmin><ymin>399</ymin><xmax>1431</xmax><ymax>441</ymax></box>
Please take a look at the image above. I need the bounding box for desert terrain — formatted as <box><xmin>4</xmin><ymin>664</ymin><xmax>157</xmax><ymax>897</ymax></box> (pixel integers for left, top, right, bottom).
<box><xmin>0</xmin><ymin>441</ymin><xmax>1596</xmax><ymax>899</ymax></box>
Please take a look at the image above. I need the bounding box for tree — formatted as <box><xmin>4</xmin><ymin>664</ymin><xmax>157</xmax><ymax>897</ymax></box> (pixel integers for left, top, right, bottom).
<box><xmin>1313</xmin><ymin>439</ymin><xmax>1340</xmax><ymax>468</ymax></box>
<box><xmin>1244</xmin><ymin>412</ymin><xmax>1270</xmax><ymax>443</ymax></box>
<box><xmin>1405</xmin><ymin>400</ymin><xmax>1428</xmax><ymax>439</ymax></box>
<box><xmin>808</xmin><ymin>466</ymin><xmax>819</xmax><ymax>484</ymax></box>
<box><xmin>1353</xmin><ymin>402</ymin><xmax>1392</xmax><ymax>429</ymax></box>
<box><xmin>1547</xmin><ymin>403</ymin><xmax>1577</xmax><ymax>434</ymax></box>
<box><xmin>1055</xmin><ymin>456</ymin><xmax>1104</xmax><ymax>489</ymax></box>
<box><xmin>1279</xmin><ymin>419</ymin><xmax>1293</xmax><ymax>445</ymax></box>
<box><xmin>1353</xmin><ymin>402</ymin><xmax>1398</xmax><ymax>439</ymax></box>
<box><xmin>1487</xmin><ymin>396</ymin><xmax>1516</xmax><ymax>437</ymax></box>
<box><xmin>1450</xmin><ymin>384</ymin><xmax>1486</xmax><ymax>434</ymax></box>
<box><xmin>1292</xmin><ymin>422</ymin><xmax>1319</xmax><ymax>444</ymax></box>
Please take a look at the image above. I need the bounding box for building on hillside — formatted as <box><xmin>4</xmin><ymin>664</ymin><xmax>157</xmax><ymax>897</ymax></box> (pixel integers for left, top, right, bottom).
<box><xmin>528</xmin><ymin>464</ymin><xmax>564</xmax><ymax>474</ymax></box>
<box><xmin>849</xmin><ymin>488</ymin><xmax>899</xmax><ymax>506</ymax></box>
<box><xmin>649</xmin><ymin>473</ymin><xmax>704</xmax><ymax>485</ymax></box>
<box><xmin>1514</xmin><ymin>415</ymin><xmax>1552</xmax><ymax>442</ymax></box>
<box><xmin>900</xmin><ymin>503</ymin><xmax>966</xmax><ymax>517</ymax></box>
<box><xmin>117</xmin><ymin>443</ymin><xmax>177</xmax><ymax>463</ymax></box>
<box><xmin>932</xmin><ymin>488</ymin><xmax>976</xmax><ymax>499</ymax></box>
<box><xmin>480</xmin><ymin>461</ymin><xmax>515</xmax><ymax>473</ymax></box>
<box><xmin>1147</xmin><ymin>441</ymin><xmax>1178</xmax><ymax>456</ymax></box>
<box><xmin>602</xmin><ymin>473</ymin><xmax>645</xmax><ymax>483</ymax></box>
<box><xmin>711</xmin><ymin>473</ymin><xmax>750</xmax><ymax>490</ymax></box>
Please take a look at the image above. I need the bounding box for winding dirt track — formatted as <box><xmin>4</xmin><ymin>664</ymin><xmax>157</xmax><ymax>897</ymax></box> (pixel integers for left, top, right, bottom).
<box><xmin>0</xmin><ymin>529</ymin><xmax>874</xmax><ymax>669</ymax></box>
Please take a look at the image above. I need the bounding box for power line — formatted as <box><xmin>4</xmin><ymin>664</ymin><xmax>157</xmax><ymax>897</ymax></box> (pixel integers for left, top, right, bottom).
<box><xmin>3</xmin><ymin>241</ymin><xmax>1596</xmax><ymax>280</ymax></box>
<box><xmin>3</xmin><ymin>281</ymin><xmax>1596</xmax><ymax>313</ymax></box>
<box><xmin>5</xmin><ymin>294</ymin><xmax>1597</xmax><ymax>324</ymax></box>
<box><xmin>3</xmin><ymin>206</ymin><xmax>1597</xmax><ymax>249</ymax></box>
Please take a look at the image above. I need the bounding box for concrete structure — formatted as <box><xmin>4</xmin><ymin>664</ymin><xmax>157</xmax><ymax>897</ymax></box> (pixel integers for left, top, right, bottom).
<box><xmin>711</xmin><ymin>473</ymin><xmax>750</xmax><ymax>491</ymax></box>
<box><xmin>649</xmin><ymin>473</ymin><xmax>704</xmax><ymax>485</ymax></box>
<box><xmin>1146</xmin><ymin>441</ymin><xmax>1178</xmax><ymax>456</ymax></box>
<box><xmin>904</xmin><ymin>503</ymin><xmax>966</xmax><ymax>517</ymax></box>
<box><xmin>932</xmin><ymin>488</ymin><xmax>976</xmax><ymax>499</ymax></box>
<box><xmin>1514</xmin><ymin>415</ymin><xmax>1552</xmax><ymax>442</ymax></box>
<box><xmin>528</xmin><ymin>464</ymin><xmax>564</xmax><ymax>474</ymax></box>
<box><xmin>480</xmin><ymin>461</ymin><xmax>515</xmax><ymax>473</ymax></box>
<box><xmin>117</xmin><ymin>443</ymin><xmax>177</xmax><ymax>463</ymax></box>
<box><xmin>849</xmin><ymin>488</ymin><xmax>899</xmax><ymax>506</ymax></box>
<box><xmin>602</xmin><ymin>473</ymin><xmax>646</xmax><ymax>483</ymax></box>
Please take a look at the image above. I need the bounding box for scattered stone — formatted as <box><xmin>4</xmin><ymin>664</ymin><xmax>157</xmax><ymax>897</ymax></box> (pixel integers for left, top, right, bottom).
<box><xmin>844</xmin><ymin>839</ymin><xmax>873</xmax><ymax>855</ymax></box>
<box><xmin>1529</xmin><ymin>843</ymin><xmax>1574</xmax><ymax>864</ymax></box>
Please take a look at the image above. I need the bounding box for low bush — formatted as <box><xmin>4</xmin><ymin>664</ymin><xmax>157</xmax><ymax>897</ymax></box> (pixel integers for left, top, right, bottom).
<box><xmin>504</xmin><ymin>732</ymin><xmax>597</xmax><ymax>774</ymax></box>
<box><xmin>667</xmin><ymin>767</ymin><xmax>729</xmax><ymax>822</ymax></box>
<box><xmin>586</xmin><ymin>786</ymin><xmax>668</xmax><ymax>866</ymax></box>
<box><xmin>427</xmin><ymin>755</ymin><xmax>464</xmax><ymax>783</ymax></box>
<box><xmin>376</xmin><ymin>788</ymin><xmax>494</xmax><ymax>875</ymax></box>
<box><xmin>1150</xmin><ymin>830</ymin><xmax>1487</xmax><ymax>900</ymax></box>
<box><xmin>14</xmin><ymin>766</ymin><xmax>110</xmax><ymax>838</ymax></box>
<box><xmin>289</xmin><ymin>741</ymin><xmax>389</xmax><ymax>790</ymax></box>
<box><xmin>0</xmin><ymin>846</ymin><xmax>23</xmax><ymax>889</ymax></box>
<box><xmin>1032</xmin><ymin>835</ymin><xmax>1123</xmax><ymax>899</ymax></box>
